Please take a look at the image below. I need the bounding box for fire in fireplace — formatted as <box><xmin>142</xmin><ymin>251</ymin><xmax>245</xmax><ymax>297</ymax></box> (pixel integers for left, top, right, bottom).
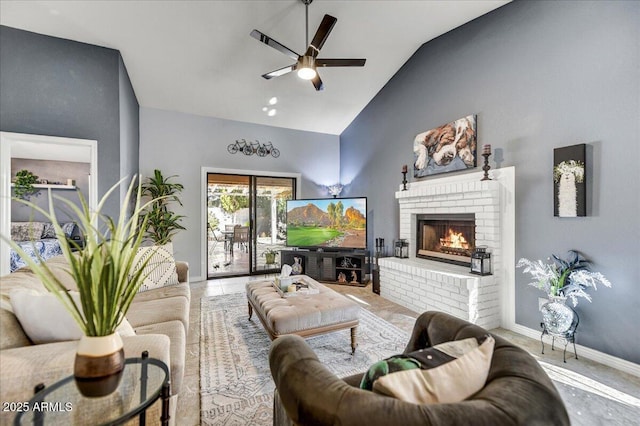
<box><xmin>416</xmin><ymin>214</ymin><xmax>475</xmax><ymax>266</ymax></box>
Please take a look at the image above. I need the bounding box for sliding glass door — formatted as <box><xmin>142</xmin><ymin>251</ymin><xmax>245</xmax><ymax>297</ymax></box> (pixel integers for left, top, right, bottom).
<box><xmin>207</xmin><ymin>173</ymin><xmax>295</xmax><ymax>278</ymax></box>
<box><xmin>251</xmin><ymin>176</ymin><xmax>294</xmax><ymax>274</ymax></box>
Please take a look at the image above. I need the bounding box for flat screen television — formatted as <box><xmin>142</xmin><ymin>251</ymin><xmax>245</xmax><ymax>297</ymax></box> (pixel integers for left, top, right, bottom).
<box><xmin>286</xmin><ymin>197</ymin><xmax>367</xmax><ymax>250</ymax></box>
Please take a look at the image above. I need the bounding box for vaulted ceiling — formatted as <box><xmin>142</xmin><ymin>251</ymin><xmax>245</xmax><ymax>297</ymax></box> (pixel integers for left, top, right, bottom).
<box><xmin>0</xmin><ymin>1</ymin><xmax>508</xmax><ymax>135</ymax></box>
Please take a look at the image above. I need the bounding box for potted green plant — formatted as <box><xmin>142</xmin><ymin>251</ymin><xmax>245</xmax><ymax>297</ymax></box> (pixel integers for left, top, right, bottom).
<box><xmin>2</xmin><ymin>177</ymin><xmax>156</xmax><ymax>397</ymax></box>
<box><xmin>12</xmin><ymin>169</ymin><xmax>40</xmax><ymax>200</ymax></box>
<box><xmin>262</xmin><ymin>248</ymin><xmax>279</xmax><ymax>265</ymax></box>
<box><xmin>140</xmin><ymin>169</ymin><xmax>186</xmax><ymax>245</ymax></box>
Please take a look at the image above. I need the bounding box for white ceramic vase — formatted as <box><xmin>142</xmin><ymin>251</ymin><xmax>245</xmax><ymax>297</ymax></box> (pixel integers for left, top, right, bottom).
<box><xmin>74</xmin><ymin>333</ymin><xmax>125</xmax><ymax>397</ymax></box>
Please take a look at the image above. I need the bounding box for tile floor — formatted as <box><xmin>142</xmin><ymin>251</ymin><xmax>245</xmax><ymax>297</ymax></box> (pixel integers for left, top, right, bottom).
<box><xmin>177</xmin><ymin>276</ymin><xmax>640</xmax><ymax>425</ymax></box>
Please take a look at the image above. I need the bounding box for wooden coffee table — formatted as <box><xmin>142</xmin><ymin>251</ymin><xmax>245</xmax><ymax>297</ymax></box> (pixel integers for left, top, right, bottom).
<box><xmin>246</xmin><ymin>275</ymin><xmax>360</xmax><ymax>353</ymax></box>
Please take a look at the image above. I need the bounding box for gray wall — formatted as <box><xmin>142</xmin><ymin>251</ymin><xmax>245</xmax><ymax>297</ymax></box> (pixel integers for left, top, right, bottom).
<box><xmin>140</xmin><ymin>107</ymin><xmax>340</xmax><ymax>279</ymax></box>
<box><xmin>11</xmin><ymin>158</ymin><xmax>90</xmax><ymax>224</ymax></box>
<box><xmin>340</xmin><ymin>1</ymin><xmax>639</xmax><ymax>363</ymax></box>
<box><xmin>119</xmin><ymin>56</ymin><xmax>140</xmax><ymax>202</ymax></box>
<box><xmin>0</xmin><ymin>26</ymin><xmax>139</xmax><ymax>219</ymax></box>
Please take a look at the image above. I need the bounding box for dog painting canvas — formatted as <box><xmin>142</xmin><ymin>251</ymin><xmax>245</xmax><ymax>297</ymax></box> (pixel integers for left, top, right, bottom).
<box><xmin>413</xmin><ymin>115</ymin><xmax>477</xmax><ymax>178</ymax></box>
<box><xmin>554</xmin><ymin>144</ymin><xmax>586</xmax><ymax>217</ymax></box>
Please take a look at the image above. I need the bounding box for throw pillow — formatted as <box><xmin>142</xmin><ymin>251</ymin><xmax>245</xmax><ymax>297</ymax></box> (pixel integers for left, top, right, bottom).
<box><xmin>10</xmin><ymin>222</ymin><xmax>45</xmax><ymax>242</ymax></box>
<box><xmin>61</xmin><ymin>222</ymin><xmax>77</xmax><ymax>237</ymax></box>
<box><xmin>134</xmin><ymin>243</ymin><xmax>179</xmax><ymax>293</ymax></box>
<box><xmin>41</xmin><ymin>223</ymin><xmax>57</xmax><ymax>239</ymax></box>
<box><xmin>9</xmin><ymin>289</ymin><xmax>135</xmax><ymax>344</ymax></box>
<box><xmin>360</xmin><ymin>335</ymin><xmax>495</xmax><ymax>405</ymax></box>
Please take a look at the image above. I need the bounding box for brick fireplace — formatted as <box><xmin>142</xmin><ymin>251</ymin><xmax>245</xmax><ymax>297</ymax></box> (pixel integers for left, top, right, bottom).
<box><xmin>379</xmin><ymin>168</ymin><xmax>515</xmax><ymax>329</ymax></box>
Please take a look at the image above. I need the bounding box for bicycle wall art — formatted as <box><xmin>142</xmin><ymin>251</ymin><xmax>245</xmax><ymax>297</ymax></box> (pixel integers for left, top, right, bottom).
<box><xmin>227</xmin><ymin>139</ymin><xmax>280</xmax><ymax>158</ymax></box>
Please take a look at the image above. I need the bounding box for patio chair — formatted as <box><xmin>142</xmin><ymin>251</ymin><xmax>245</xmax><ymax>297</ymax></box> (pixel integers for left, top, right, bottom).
<box><xmin>209</xmin><ymin>224</ymin><xmax>232</xmax><ymax>254</ymax></box>
<box><xmin>234</xmin><ymin>226</ymin><xmax>249</xmax><ymax>253</ymax></box>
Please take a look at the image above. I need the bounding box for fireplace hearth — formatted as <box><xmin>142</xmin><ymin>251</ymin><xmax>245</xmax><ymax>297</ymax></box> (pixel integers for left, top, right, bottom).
<box><xmin>416</xmin><ymin>213</ymin><xmax>475</xmax><ymax>266</ymax></box>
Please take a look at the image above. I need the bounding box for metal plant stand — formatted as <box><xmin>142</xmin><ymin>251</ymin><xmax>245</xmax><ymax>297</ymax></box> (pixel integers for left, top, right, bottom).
<box><xmin>541</xmin><ymin>309</ymin><xmax>579</xmax><ymax>363</ymax></box>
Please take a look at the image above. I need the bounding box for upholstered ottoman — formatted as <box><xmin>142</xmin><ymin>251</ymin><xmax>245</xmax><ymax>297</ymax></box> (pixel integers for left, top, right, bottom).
<box><xmin>246</xmin><ymin>276</ymin><xmax>360</xmax><ymax>353</ymax></box>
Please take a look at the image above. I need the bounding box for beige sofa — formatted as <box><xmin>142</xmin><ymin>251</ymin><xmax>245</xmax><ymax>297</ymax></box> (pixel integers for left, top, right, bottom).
<box><xmin>0</xmin><ymin>255</ymin><xmax>190</xmax><ymax>425</ymax></box>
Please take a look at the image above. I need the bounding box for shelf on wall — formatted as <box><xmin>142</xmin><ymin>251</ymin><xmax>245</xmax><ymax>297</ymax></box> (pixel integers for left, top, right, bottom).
<box><xmin>11</xmin><ymin>183</ymin><xmax>77</xmax><ymax>190</ymax></box>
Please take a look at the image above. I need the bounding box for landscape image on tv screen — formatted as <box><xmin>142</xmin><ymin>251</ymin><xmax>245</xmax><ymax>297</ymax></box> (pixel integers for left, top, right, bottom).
<box><xmin>286</xmin><ymin>198</ymin><xmax>367</xmax><ymax>249</ymax></box>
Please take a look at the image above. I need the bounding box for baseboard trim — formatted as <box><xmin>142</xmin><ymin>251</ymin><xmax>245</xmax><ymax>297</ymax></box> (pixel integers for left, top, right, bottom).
<box><xmin>190</xmin><ymin>274</ymin><xmax>205</xmax><ymax>283</ymax></box>
<box><xmin>508</xmin><ymin>323</ymin><xmax>640</xmax><ymax>378</ymax></box>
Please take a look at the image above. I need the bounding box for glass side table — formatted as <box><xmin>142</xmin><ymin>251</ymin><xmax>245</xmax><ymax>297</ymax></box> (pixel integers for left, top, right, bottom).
<box><xmin>15</xmin><ymin>351</ymin><xmax>170</xmax><ymax>426</ymax></box>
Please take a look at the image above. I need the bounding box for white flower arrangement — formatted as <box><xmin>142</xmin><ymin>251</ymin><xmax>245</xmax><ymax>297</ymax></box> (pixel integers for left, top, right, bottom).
<box><xmin>517</xmin><ymin>250</ymin><xmax>611</xmax><ymax>307</ymax></box>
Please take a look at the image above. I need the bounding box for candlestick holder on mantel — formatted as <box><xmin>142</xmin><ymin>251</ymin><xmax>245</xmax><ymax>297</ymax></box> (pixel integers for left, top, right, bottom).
<box><xmin>481</xmin><ymin>144</ymin><xmax>492</xmax><ymax>181</ymax></box>
<box><xmin>401</xmin><ymin>164</ymin><xmax>408</xmax><ymax>190</ymax></box>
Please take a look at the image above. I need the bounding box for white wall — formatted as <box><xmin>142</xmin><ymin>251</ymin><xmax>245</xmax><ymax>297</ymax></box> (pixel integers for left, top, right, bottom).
<box><xmin>140</xmin><ymin>107</ymin><xmax>340</xmax><ymax>280</ymax></box>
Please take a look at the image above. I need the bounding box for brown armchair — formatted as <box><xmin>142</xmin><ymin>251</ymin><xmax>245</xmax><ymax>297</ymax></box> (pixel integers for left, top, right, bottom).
<box><xmin>269</xmin><ymin>311</ymin><xmax>569</xmax><ymax>426</ymax></box>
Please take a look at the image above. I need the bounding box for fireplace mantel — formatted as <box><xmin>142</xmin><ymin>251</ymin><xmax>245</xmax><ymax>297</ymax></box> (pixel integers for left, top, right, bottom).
<box><xmin>379</xmin><ymin>167</ymin><xmax>515</xmax><ymax>329</ymax></box>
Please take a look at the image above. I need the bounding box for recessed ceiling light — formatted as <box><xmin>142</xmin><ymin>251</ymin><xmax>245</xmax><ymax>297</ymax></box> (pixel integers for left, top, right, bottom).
<box><xmin>268</xmin><ymin>97</ymin><xmax>278</xmax><ymax>105</ymax></box>
<box><xmin>268</xmin><ymin>109</ymin><xmax>277</xmax><ymax>117</ymax></box>
<box><xmin>262</xmin><ymin>107</ymin><xmax>268</xmax><ymax>112</ymax></box>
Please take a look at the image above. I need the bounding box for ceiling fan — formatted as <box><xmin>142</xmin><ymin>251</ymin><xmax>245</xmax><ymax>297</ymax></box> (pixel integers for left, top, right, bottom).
<box><xmin>250</xmin><ymin>0</ymin><xmax>366</xmax><ymax>91</ymax></box>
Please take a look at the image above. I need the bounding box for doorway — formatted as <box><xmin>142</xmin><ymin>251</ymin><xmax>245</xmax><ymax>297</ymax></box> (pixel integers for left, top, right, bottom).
<box><xmin>0</xmin><ymin>132</ymin><xmax>98</xmax><ymax>276</ymax></box>
<box><xmin>205</xmin><ymin>171</ymin><xmax>297</xmax><ymax>279</ymax></box>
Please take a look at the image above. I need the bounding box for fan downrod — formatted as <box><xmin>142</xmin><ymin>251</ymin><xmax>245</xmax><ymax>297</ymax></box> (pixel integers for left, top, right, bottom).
<box><xmin>302</xmin><ymin>0</ymin><xmax>313</xmax><ymax>48</ymax></box>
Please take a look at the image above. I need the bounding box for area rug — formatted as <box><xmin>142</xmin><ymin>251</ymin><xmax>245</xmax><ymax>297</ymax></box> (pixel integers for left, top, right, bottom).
<box><xmin>199</xmin><ymin>293</ymin><xmax>410</xmax><ymax>425</ymax></box>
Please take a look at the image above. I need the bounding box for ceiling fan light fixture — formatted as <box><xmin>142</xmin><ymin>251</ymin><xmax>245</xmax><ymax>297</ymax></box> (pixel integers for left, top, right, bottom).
<box><xmin>251</xmin><ymin>0</ymin><xmax>365</xmax><ymax>91</ymax></box>
<box><xmin>297</xmin><ymin>67</ymin><xmax>317</xmax><ymax>80</ymax></box>
<box><xmin>297</xmin><ymin>56</ymin><xmax>317</xmax><ymax>80</ymax></box>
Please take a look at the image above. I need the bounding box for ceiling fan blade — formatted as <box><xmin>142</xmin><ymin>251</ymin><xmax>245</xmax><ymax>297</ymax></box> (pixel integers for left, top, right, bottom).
<box><xmin>316</xmin><ymin>58</ymin><xmax>366</xmax><ymax>67</ymax></box>
<box><xmin>262</xmin><ymin>64</ymin><xmax>296</xmax><ymax>80</ymax></box>
<box><xmin>250</xmin><ymin>29</ymin><xmax>300</xmax><ymax>61</ymax></box>
<box><xmin>311</xmin><ymin>73</ymin><xmax>324</xmax><ymax>91</ymax></box>
<box><xmin>308</xmin><ymin>14</ymin><xmax>337</xmax><ymax>56</ymax></box>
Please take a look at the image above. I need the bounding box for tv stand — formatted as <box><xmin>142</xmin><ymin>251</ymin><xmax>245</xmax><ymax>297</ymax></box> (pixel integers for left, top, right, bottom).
<box><xmin>280</xmin><ymin>249</ymin><xmax>370</xmax><ymax>286</ymax></box>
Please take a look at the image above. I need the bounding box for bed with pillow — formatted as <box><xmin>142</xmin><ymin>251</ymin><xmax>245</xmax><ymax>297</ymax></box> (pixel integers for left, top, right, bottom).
<box><xmin>9</xmin><ymin>222</ymin><xmax>77</xmax><ymax>272</ymax></box>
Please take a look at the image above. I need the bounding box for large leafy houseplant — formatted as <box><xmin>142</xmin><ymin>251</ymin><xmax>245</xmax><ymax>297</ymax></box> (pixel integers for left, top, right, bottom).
<box><xmin>517</xmin><ymin>250</ymin><xmax>611</xmax><ymax>307</ymax></box>
<box><xmin>140</xmin><ymin>169</ymin><xmax>186</xmax><ymax>245</ymax></box>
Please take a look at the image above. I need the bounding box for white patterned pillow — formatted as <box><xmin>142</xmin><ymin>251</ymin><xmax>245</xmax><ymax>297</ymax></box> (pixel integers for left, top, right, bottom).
<box><xmin>134</xmin><ymin>243</ymin><xmax>179</xmax><ymax>293</ymax></box>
